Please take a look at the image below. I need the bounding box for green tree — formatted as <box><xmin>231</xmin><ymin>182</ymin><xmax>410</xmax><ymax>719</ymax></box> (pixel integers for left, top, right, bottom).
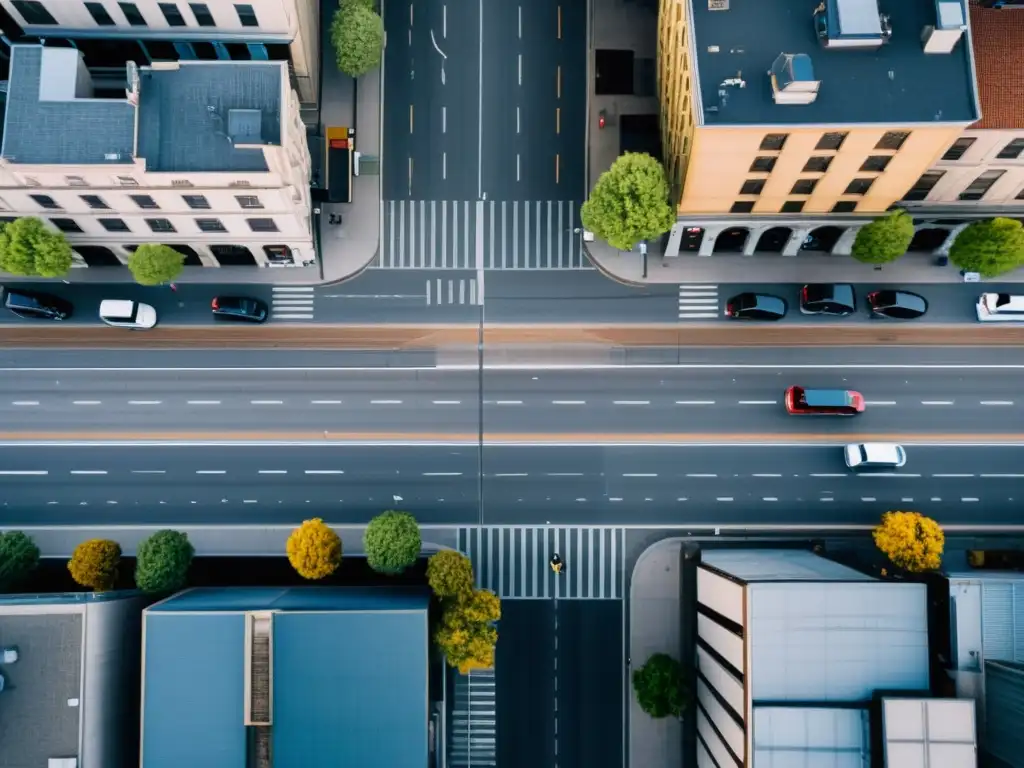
<box><xmin>851</xmin><ymin>210</ymin><xmax>915</xmax><ymax>264</ymax></box>
<box><xmin>331</xmin><ymin>3</ymin><xmax>384</xmax><ymax>77</ymax></box>
<box><xmin>0</xmin><ymin>217</ymin><xmax>73</xmax><ymax>277</ymax></box>
<box><xmin>632</xmin><ymin>653</ymin><xmax>686</xmax><ymax>719</ymax></box>
<box><xmin>427</xmin><ymin>550</ymin><xmax>475</xmax><ymax>599</ymax></box>
<box><xmin>68</xmin><ymin>538</ymin><xmax>121</xmax><ymax>592</ymax></box>
<box><xmin>287</xmin><ymin>518</ymin><xmax>342</xmax><ymax>580</ymax></box>
<box><xmin>580</xmin><ymin>152</ymin><xmax>675</xmax><ymax>251</ymax></box>
<box><xmin>950</xmin><ymin>217</ymin><xmax>1024</xmax><ymax>278</ymax></box>
<box><xmin>435</xmin><ymin>588</ymin><xmax>501</xmax><ymax>673</ymax></box>
<box><xmin>127</xmin><ymin>244</ymin><xmax>185</xmax><ymax>286</ymax></box>
<box><xmin>364</xmin><ymin>511</ymin><xmax>421</xmax><ymax>574</ymax></box>
<box><xmin>135</xmin><ymin>530</ymin><xmax>194</xmax><ymax>593</ymax></box>
<box><xmin>0</xmin><ymin>531</ymin><xmax>40</xmax><ymax>590</ymax></box>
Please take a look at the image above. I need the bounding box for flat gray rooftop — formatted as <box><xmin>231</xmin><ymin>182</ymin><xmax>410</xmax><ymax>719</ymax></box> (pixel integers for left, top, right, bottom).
<box><xmin>692</xmin><ymin>0</ymin><xmax>979</xmax><ymax>125</ymax></box>
<box><xmin>0</xmin><ymin>613</ymin><xmax>82</xmax><ymax>768</ymax></box>
<box><xmin>137</xmin><ymin>62</ymin><xmax>283</xmax><ymax>173</ymax></box>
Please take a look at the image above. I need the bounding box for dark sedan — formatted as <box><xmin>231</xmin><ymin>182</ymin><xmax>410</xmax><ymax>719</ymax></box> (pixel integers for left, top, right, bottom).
<box><xmin>211</xmin><ymin>296</ymin><xmax>269</xmax><ymax>323</ymax></box>
<box><xmin>867</xmin><ymin>290</ymin><xmax>928</xmax><ymax>320</ymax></box>
<box><xmin>725</xmin><ymin>293</ymin><xmax>788</xmax><ymax>321</ymax></box>
<box><xmin>799</xmin><ymin>284</ymin><xmax>856</xmax><ymax>316</ymax></box>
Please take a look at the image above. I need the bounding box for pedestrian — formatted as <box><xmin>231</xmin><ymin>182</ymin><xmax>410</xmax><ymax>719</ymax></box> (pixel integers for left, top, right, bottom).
<box><xmin>550</xmin><ymin>553</ymin><xmax>564</xmax><ymax>575</ymax></box>
<box><xmin>168</xmin><ymin>282</ymin><xmax>177</xmax><ymax>292</ymax></box>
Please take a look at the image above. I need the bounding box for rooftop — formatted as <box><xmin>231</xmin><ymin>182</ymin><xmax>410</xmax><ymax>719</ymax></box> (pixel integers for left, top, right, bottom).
<box><xmin>690</xmin><ymin>0</ymin><xmax>980</xmax><ymax>126</ymax></box>
<box><xmin>702</xmin><ymin>548</ymin><xmax>874</xmax><ymax>582</ymax></box>
<box><xmin>881</xmin><ymin>698</ymin><xmax>977</xmax><ymax>768</ymax></box>
<box><xmin>968</xmin><ymin>1</ymin><xmax>1024</xmax><ymax>129</ymax></box>
<box><xmin>752</xmin><ymin>706</ymin><xmax>869</xmax><ymax>767</ymax></box>
<box><xmin>947</xmin><ymin>573</ymin><xmax>1024</xmax><ymax>667</ymax></box>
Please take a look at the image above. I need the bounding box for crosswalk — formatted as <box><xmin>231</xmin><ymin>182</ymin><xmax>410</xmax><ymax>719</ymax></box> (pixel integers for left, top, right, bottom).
<box><xmin>458</xmin><ymin>526</ymin><xmax>624</xmax><ymax>600</ymax></box>
<box><xmin>426</xmin><ymin>277</ymin><xmax>483</xmax><ymax>306</ymax></box>
<box><xmin>450</xmin><ymin>669</ymin><xmax>497</xmax><ymax>767</ymax></box>
<box><xmin>678</xmin><ymin>284</ymin><xmax>720</xmax><ymax>320</ymax></box>
<box><xmin>270</xmin><ymin>286</ymin><xmax>315</xmax><ymax>320</ymax></box>
<box><xmin>380</xmin><ymin>199</ymin><xmax>589</xmax><ymax>270</ymax></box>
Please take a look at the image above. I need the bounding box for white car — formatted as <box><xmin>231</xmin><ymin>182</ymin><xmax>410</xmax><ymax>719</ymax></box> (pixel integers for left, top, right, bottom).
<box><xmin>844</xmin><ymin>443</ymin><xmax>907</xmax><ymax>469</ymax></box>
<box><xmin>98</xmin><ymin>299</ymin><xmax>157</xmax><ymax>329</ymax></box>
<box><xmin>977</xmin><ymin>293</ymin><xmax>1024</xmax><ymax>322</ymax></box>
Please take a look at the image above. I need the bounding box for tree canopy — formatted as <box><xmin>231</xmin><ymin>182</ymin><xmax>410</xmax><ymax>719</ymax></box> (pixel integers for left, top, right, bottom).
<box><xmin>0</xmin><ymin>217</ymin><xmax>73</xmax><ymax>278</ymax></box>
<box><xmin>427</xmin><ymin>550</ymin><xmax>475</xmax><ymax>599</ymax></box>
<box><xmin>127</xmin><ymin>244</ymin><xmax>185</xmax><ymax>286</ymax></box>
<box><xmin>632</xmin><ymin>653</ymin><xmax>686</xmax><ymax>719</ymax></box>
<box><xmin>68</xmin><ymin>539</ymin><xmax>121</xmax><ymax>592</ymax></box>
<box><xmin>135</xmin><ymin>529</ymin><xmax>194</xmax><ymax>593</ymax></box>
<box><xmin>851</xmin><ymin>210</ymin><xmax>915</xmax><ymax>264</ymax></box>
<box><xmin>331</xmin><ymin>2</ymin><xmax>384</xmax><ymax>77</ymax></box>
<box><xmin>0</xmin><ymin>531</ymin><xmax>40</xmax><ymax>591</ymax></box>
<box><xmin>364</xmin><ymin>510</ymin><xmax>421</xmax><ymax>574</ymax></box>
<box><xmin>873</xmin><ymin>510</ymin><xmax>945</xmax><ymax>573</ymax></box>
<box><xmin>949</xmin><ymin>217</ymin><xmax>1024</xmax><ymax>278</ymax></box>
<box><xmin>286</xmin><ymin>518</ymin><xmax>342</xmax><ymax>579</ymax></box>
<box><xmin>435</xmin><ymin>588</ymin><xmax>501</xmax><ymax>674</ymax></box>
<box><xmin>580</xmin><ymin>152</ymin><xmax>675</xmax><ymax>251</ymax></box>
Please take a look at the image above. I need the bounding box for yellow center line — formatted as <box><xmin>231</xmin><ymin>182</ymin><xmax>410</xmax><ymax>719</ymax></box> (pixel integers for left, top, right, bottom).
<box><xmin>409</xmin><ymin>104</ymin><xmax>414</xmax><ymax>134</ymax></box>
<box><xmin>557</xmin><ymin>6</ymin><xmax>562</xmax><ymax>38</ymax></box>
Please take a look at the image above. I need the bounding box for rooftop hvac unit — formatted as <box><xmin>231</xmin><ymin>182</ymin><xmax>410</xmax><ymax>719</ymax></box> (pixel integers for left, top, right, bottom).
<box><xmin>769</xmin><ymin>53</ymin><xmax>821</xmax><ymax>105</ymax></box>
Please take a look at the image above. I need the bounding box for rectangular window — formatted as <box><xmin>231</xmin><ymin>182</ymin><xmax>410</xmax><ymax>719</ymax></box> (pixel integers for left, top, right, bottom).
<box><xmin>99</xmin><ymin>218</ymin><xmax>131</xmax><ymax>232</ymax></box>
<box><xmin>815</xmin><ymin>132</ymin><xmax>847</xmax><ymax>151</ymax></box>
<box><xmin>780</xmin><ymin>201</ymin><xmax>805</xmax><ymax>213</ymax></box>
<box><xmin>234</xmin><ymin>3</ymin><xmax>258</xmax><ymax>26</ymax></box>
<box><xmin>182</xmin><ymin>194</ymin><xmax>211</xmax><ymax>209</ymax></box>
<box><xmin>739</xmin><ymin>179</ymin><xmax>765</xmax><ymax>195</ymax></box>
<box><xmin>902</xmin><ymin>171</ymin><xmax>945</xmax><ymax>201</ymax></box>
<box><xmin>802</xmin><ymin>156</ymin><xmax>832</xmax><ymax>173</ymax></box>
<box><xmin>790</xmin><ymin>179</ymin><xmax>817</xmax><ymax>195</ymax></box>
<box><xmin>876</xmin><ymin>131</ymin><xmax>910</xmax><ymax>151</ymax></box>
<box><xmin>997</xmin><ymin>138</ymin><xmax>1024</xmax><ymax>160</ymax></box>
<box><xmin>129</xmin><ymin>194</ymin><xmax>159</xmax><ymax>209</ymax></box>
<box><xmin>759</xmin><ymin>134</ymin><xmax>788</xmax><ymax>151</ymax></box>
<box><xmin>12</xmin><ymin>0</ymin><xmax>57</xmax><ymax>24</ymax></box>
<box><xmin>942</xmin><ymin>137</ymin><xmax>976</xmax><ymax>161</ymax></box>
<box><xmin>117</xmin><ymin>175</ymin><xmax>139</xmax><ymax>185</ymax></box>
<box><xmin>171</xmin><ymin>179</ymin><xmax>194</xmax><ymax>187</ymax></box>
<box><xmin>65</xmin><ymin>175</ymin><xmax>89</xmax><ymax>186</ymax></box>
<box><xmin>189</xmin><ymin>2</ymin><xmax>215</xmax><ymax>25</ymax></box>
<box><xmin>749</xmin><ymin>156</ymin><xmax>776</xmax><ymax>173</ymax></box>
<box><xmin>49</xmin><ymin>218</ymin><xmax>83</xmax><ymax>233</ymax></box>
<box><xmin>80</xmin><ymin>194</ymin><xmax>110</xmax><ymax>209</ymax></box>
<box><xmin>158</xmin><ymin>2</ymin><xmax>187</xmax><ymax>25</ymax></box>
<box><xmin>235</xmin><ymin>195</ymin><xmax>263</xmax><ymax>209</ymax></box>
<box><xmin>959</xmin><ymin>170</ymin><xmax>1005</xmax><ymax>201</ymax></box>
<box><xmin>196</xmin><ymin>218</ymin><xmax>227</xmax><ymax>232</ymax></box>
<box><xmin>730</xmin><ymin>201</ymin><xmax>755</xmax><ymax>213</ymax></box>
<box><xmin>84</xmin><ymin>1</ymin><xmax>116</xmax><ymax>25</ymax></box>
<box><xmin>247</xmin><ymin>217</ymin><xmax>278</xmax><ymax>232</ymax></box>
<box><xmin>860</xmin><ymin>155</ymin><xmax>892</xmax><ymax>172</ymax></box>
<box><xmin>831</xmin><ymin>201</ymin><xmax>858</xmax><ymax>213</ymax></box>
<box><xmin>118</xmin><ymin>1</ymin><xmax>147</xmax><ymax>24</ymax></box>
<box><xmin>844</xmin><ymin>178</ymin><xmax>875</xmax><ymax>195</ymax></box>
<box><xmin>30</xmin><ymin>194</ymin><xmax>60</xmax><ymax>210</ymax></box>
<box><xmin>146</xmin><ymin>218</ymin><xmax>176</xmax><ymax>233</ymax></box>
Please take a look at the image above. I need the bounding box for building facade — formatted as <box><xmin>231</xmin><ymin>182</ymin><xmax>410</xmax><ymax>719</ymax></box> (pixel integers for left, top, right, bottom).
<box><xmin>0</xmin><ymin>45</ymin><xmax>313</xmax><ymax>268</ymax></box>
<box><xmin>656</xmin><ymin>0</ymin><xmax>981</xmax><ymax>257</ymax></box>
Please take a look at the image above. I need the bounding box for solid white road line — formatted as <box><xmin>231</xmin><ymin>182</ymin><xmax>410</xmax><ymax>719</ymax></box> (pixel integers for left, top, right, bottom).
<box><xmin>187</xmin><ymin>400</ymin><xmax>221</xmax><ymax>405</ymax></box>
<box><xmin>371</xmin><ymin>400</ymin><xmax>403</xmax><ymax>404</ymax></box>
<box><xmin>22</xmin><ymin>363</ymin><xmax>1024</xmax><ymax>372</ymax></box>
<box><xmin>676</xmin><ymin>400</ymin><xmax>715</xmax><ymax>405</ymax></box>
<box><xmin>0</xmin><ymin>470</ymin><xmax>47</xmax><ymax>475</ymax></box>
<box><xmin>11</xmin><ymin>401</ymin><xmax>38</xmax><ymax>406</ymax></box>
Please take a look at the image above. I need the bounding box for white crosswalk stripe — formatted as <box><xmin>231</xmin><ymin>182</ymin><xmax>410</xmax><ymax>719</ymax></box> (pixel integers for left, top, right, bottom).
<box><xmin>678</xmin><ymin>284</ymin><xmax>720</xmax><ymax>320</ymax></box>
<box><xmin>426</xmin><ymin>278</ymin><xmax>483</xmax><ymax>306</ymax></box>
<box><xmin>271</xmin><ymin>286</ymin><xmax>314</xmax><ymax>320</ymax></box>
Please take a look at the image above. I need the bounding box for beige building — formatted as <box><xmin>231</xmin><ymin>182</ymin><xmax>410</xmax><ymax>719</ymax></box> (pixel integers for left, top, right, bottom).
<box><xmin>0</xmin><ymin>45</ymin><xmax>313</xmax><ymax>268</ymax></box>
<box><xmin>656</xmin><ymin>0</ymin><xmax>981</xmax><ymax>257</ymax></box>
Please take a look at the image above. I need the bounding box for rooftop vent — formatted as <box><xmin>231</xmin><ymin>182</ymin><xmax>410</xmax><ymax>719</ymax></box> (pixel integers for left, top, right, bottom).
<box><xmin>922</xmin><ymin>0</ymin><xmax>966</xmax><ymax>53</ymax></box>
<box><xmin>769</xmin><ymin>53</ymin><xmax>821</xmax><ymax>105</ymax></box>
<box><xmin>228</xmin><ymin>109</ymin><xmax>264</xmax><ymax>145</ymax></box>
<box><xmin>814</xmin><ymin>0</ymin><xmax>892</xmax><ymax>49</ymax></box>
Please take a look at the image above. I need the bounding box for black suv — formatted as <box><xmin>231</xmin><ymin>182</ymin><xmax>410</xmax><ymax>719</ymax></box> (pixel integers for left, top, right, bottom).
<box><xmin>725</xmin><ymin>293</ymin><xmax>788</xmax><ymax>321</ymax></box>
<box><xmin>211</xmin><ymin>296</ymin><xmax>268</xmax><ymax>323</ymax></box>
<box><xmin>800</xmin><ymin>284</ymin><xmax>856</xmax><ymax>316</ymax></box>
<box><xmin>3</xmin><ymin>288</ymin><xmax>73</xmax><ymax>320</ymax></box>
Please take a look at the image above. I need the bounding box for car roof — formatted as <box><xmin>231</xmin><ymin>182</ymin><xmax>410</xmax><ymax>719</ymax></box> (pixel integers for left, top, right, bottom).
<box><xmin>862</xmin><ymin>443</ymin><xmax>902</xmax><ymax>461</ymax></box>
<box><xmin>806</xmin><ymin>284</ymin><xmax>854</xmax><ymax>303</ymax></box>
<box><xmin>803</xmin><ymin>389</ymin><xmax>853</xmax><ymax>407</ymax></box>
<box><xmin>100</xmin><ymin>299</ymin><xmax>135</xmax><ymax>314</ymax></box>
<box><xmin>880</xmin><ymin>291</ymin><xmax>927</xmax><ymax>311</ymax></box>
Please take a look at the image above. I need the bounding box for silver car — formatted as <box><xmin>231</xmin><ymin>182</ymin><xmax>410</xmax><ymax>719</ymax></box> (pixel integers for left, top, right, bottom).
<box><xmin>844</xmin><ymin>443</ymin><xmax>907</xmax><ymax>469</ymax></box>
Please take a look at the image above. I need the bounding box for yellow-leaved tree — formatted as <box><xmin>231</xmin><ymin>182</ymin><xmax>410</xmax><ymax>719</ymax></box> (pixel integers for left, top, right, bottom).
<box><xmin>873</xmin><ymin>510</ymin><xmax>944</xmax><ymax>573</ymax></box>
<box><xmin>68</xmin><ymin>538</ymin><xmax>121</xmax><ymax>591</ymax></box>
<box><xmin>286</xmin><ymin>518</ymin><xmax>342</xmax><ymax>580</ymax></box>
<box><xmin>426</xmin><ymin>550</ymin><xmax>501</xmax><ymax>673</ymax></box>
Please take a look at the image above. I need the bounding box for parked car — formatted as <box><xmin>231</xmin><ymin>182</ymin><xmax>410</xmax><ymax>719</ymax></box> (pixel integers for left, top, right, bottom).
<box><xmin>977</xmin><ymin>293</ymin><xmax>1024</xmax><ymax>322</ymax></box>
<box><xmin>799</xmin><ymin>284</ymin><xmax>856</xmax><ymax>316</ymax></box>
<box><xmin>785</xmin><ymin>386</ymin><xmax>865</xmax><ymax>416</ymax></box>
<box><xmin>211</xmin><ymin>296</ymin><xmax>268</xmax><ymax>323</ymax></box>
<box><xmin>725</xmin><ymin>293</ymin><xmax>787</xmax><ymax>321</ymax></box>
<box><xmin>844</xmin><ymin>443</ymin><xmax>907</xmax><ymax>469</ymax></box>
<box><xmin>2</xmin><ymin>288</ymin><xmax>72</xmax><ymax>320</ymax></box>
<box><xmin>867</xmin><ymin>290</ymin><xmax>928</xmax><ymax>320</ymax></box>
<box><xmin>98</xmin><ymin>299</ymin><xmax>157</xmax><ymax>329</ymax></box>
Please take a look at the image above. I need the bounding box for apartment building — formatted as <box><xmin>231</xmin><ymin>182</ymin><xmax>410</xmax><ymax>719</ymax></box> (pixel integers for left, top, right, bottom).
<box><xmin>656</xmin><ymin>0</ymin><xmax>981</xmax><ymax>257</ymax></box>
<box><xmin>0</xmin><ymin>0</ymin><xmax>318</xmax><ymax>105</ymax></box>
<box><xmin>0</xmin><ymin>45</ymin><xmax>313</xmax><ymax>269</ymax></box>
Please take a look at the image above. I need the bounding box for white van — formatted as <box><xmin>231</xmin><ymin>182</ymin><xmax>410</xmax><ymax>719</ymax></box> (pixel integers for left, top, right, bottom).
<box><xmin>977</xmin><ymin>293</ymin><xmax>1024</xmax><ymax>322</ymax></box>
<box><xmin>99</xmin><ymin>299</ymin><xmax>157</xmax><ymax>329</ymax></box>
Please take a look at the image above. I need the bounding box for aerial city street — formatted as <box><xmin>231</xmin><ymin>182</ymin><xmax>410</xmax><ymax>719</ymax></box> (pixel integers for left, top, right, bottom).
<box><xmin>0</xmin><ymin>0</ymin><xmax>1021</xmax><ymax>765</ymax></box>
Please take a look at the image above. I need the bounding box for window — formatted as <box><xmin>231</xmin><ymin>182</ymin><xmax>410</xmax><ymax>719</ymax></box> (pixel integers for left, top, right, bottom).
<box><xmin>196</xmin><ymin>218</ymin><xmax>226</xmax><ymax>232</ymax></box>
<box><xmin>229</xmin><ymin>180</ymin><xmax>252</xmax><ymax>187</ymax></box>
<box><xmin>730</xmin><ymin>201</ymin><xmax>755</xmax><ymax>213</ymax></box>
<box><xmin>12</xmin><ymin>0</ymin><xmax>57</xmax><ymax>24</ymax></box>
<box><xmin>876</xmin><ymin>131</ymin><xmax>910</xmax><ymax>151</ymax></box>
<box><xmin>815</xmin><ymin>132</ymin><xmax>847</xmax><ymax>151</ymax></box>
<box><xmin>117</xmin><ymin>175</ymin><xmax>139</xmax><ymax>185</ymax></box>
<box><xmin>30</xmin><ymin>194</ymin><xmax>60</xmax><ymax>210</ymax></box>
<box><xmin>146</xmin><ymin>218</ymin><xmax>176</xmax><ymax>232</ymax></box>
<box><xmin>780</xmin><ymin>201</ymin><xmax>805</xmax><ymax>213</ymax></box>
<box><xmin>234</xmin><ymin>3</ymin><xmax>258</xmax><ymax>26</ymax></box>
<box><xmin>844</xmin><ymin>178</ymin><xmax>875</xmax><ymax>195</ymax></box>
<box><xmin>759</xmin><ymin>134</ymin><xmax>788</xmax><ymax>151</ymax></box>
<box><xmin>80</xmin><ymin>194</ymin><xmax>110</xmax><ymax>209</ymax></box>
<box><xmin>49</xmin><ymin>218</ymin><xmax>83</xmax><ymax>233</ymax></box>
<box><xmin>860</xmin><ymin>155</ymin><xmax>892</xmax><ymax>172</ymax></box>
<box><xmin>791</xmin><ymin>179</ymin><xmax>817</xmax><ymax>195</ymax></box>
<box><xmin>749</xmin><ymin>156</ymin><xmax>777</xmax><ymax>173</ymax></box>
<box><xmin>739</xmin><ymin>179</ymin><xmax>765</xmax><ymax>195</ymax></box>
<box><xmin>235</xmin><ymin>195</ymin><xmax>263</xmax><ymax>209</ymax></box>
<box><xmin>189</xmin><ymin>2</ymin><xmax>215</xmax><ymax>25</ymax></box>
<box><xmin>65</xmin><ymin>175</ymin><xmax>89</xmax><ymax>186</ymax></box>
<box><xmin>247</xmin><ymin>217</ymin><xmax>278</xmax><ymax>232</ymax></box>
<box><xmin>99</xmin><ymin>218</ymin><xmax>131</xmax><ymax>232</ymax></box>
<box><xmin>129</xmin><ymin>194</ymin><xmax>159</xmax><ymax>209</ymax></box>
<box><xmin>802</xmin><ymin>156</ymin><xmax>832</xmax><ymax>173</ymax></box>
<box><xmin>182</xmin><ymin>194</ymin><xmax>211</xmax><ymax>209</ymax></box>
<box><xmin>959</xmin><ymin>170</ymin><xmax>1005</xmax><ymax>201</ymax></box>
<box><xmin>118</xmin><ymin>1</ymin><xmax>147</xmax><ymax>25</ymax></box>
<box><xmin>941</xmin><ymin>137</ymin><xmax>976</xmax><ymax>161</ymax></box>
<box><xmin>902</xmin><ymin>171</ymin><xmax>945</xmax><ymax>201</ymax></box>
<box><xmin>84</xmin><ymin>2</ymin><xmax>115</xmax><ymax>25</ymax></box>
<box><xmin>831</xmin><ymin>201</ymin><xmax>858</xmax><ymax>213</ymax></box>
<box><xmin>171</xmin><ymin>179</ymin><xmax>193</xmax><ymax>187</ymax></box>
<box><xmin>158</xmin><ymin>2</ymin><xmax>186</xmax><ymax>25</ymax></box>
<box><xmin>997</xmin><ymin>138</ymin><xmax>1024</xmax><ymax>160</ymax></box>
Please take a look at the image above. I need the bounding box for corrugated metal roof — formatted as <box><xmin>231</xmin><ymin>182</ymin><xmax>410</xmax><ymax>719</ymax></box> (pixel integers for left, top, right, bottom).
<box><xmin>753</xmin><ymin>706</ymin><xmax>869</xmax><ymax>768</ymax></box>
<box><xmin>949</xmin><ymin>575</ymin><xmax>1024</xmax><ymax>665</ymax></box>
<box><xmin>702</xmin><ymin>549</ymin><xmax>874</xmax><ymax>583</ymax></box>
<box><xmin>985</xmin><ymin>660</ymin><xmax>1024</xmax><ymax>767</ymax></box>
